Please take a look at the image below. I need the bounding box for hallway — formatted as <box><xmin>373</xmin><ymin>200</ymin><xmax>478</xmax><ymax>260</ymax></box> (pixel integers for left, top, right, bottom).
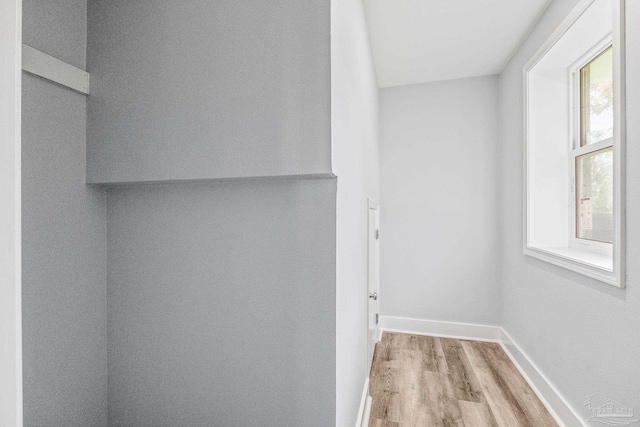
<box><xmin>2</xmin><ymin>0</ymin><xmax>638</xmax><ymax>425</ymax></box>
<box><xmin>369</xmin><ymin>333</ymin><xmax>557</xmax><ymax>426</ymax></box>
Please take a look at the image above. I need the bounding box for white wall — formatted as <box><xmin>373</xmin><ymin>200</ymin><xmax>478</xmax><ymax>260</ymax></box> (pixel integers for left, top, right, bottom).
<box><xmin>380</xmin><ymin>76</ymin><xmax>501</xmax><ymax>325</ymax></box>
<box><xmin>499</xmin><ymin>0</ymin><xmax>640</xmax><ymax>420</ymax></box>
<box><xmin>0</xmin><ymin>0</ymin><xmax>22</xmax><ymax>424</ymax></box>
<box><xmin>331</xmin><ymin>0</ymin><xmax>380</xmax><ymax>424</ymax></box>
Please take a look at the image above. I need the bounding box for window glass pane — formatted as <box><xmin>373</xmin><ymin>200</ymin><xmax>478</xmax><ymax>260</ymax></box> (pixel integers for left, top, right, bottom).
<box><xmin>580</xmin><ymin>46</ymin><xmax>613</xmax><ymax>146</ymax></box>
<box><xmin>576</xmin><ymin>147</ymin><xmax>613</xmax><ymax>243</ymax></box>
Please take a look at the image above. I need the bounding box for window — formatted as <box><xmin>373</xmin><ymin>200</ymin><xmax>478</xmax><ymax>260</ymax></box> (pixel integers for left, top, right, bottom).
<box><xmin>524</xmin><ymin>0</ymin><xmax>625</xmax><ymax>287</ymax></box>
<box><xmin>571</xmin><ymin>43</ymin><xmax>614</xmax><ymax>251</ymax></box>
<box><xmin>575</xmin><ymin>147</ymin><xmax>613</xmax><ymax>243</ymax></box>
<box><xmin>579</xmin><ymin>47</ymin><xmax>613</xmax><ymax>147</ymax></box>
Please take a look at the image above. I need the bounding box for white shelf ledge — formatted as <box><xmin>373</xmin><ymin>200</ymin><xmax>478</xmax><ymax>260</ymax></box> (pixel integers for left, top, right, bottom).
<box><xmin>22</xmin><ymin>44</ymin><xmax>89</xmax><ymax>94</ymax></box>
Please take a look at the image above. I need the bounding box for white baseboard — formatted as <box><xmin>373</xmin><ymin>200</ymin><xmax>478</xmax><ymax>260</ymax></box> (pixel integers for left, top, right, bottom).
<box><xmin>499</xmin><ymin>330</ymin><xmax>585</xmax><ymax>427</ymax></box>
<box><xmin>362</xmin><ymin>396</ymin><xmax>372</xmax><ymax>427</ymax></box>
<box><xmin>379</xmin><ymin>316</ymin><xmax>502</xmax><ymax>342</ymax></box>
<box><xmin>355</xmin><ymin>377</ymin><xmax>370</xmax><ymax>427</ymax></box>
<box><xmin>378</xmin><ymin>316</ymin><xmax>584</xmax><ymax>427</ymax></box>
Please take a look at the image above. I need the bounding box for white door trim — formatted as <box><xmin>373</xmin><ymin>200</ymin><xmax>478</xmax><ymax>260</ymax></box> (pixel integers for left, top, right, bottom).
<box><xmin>366</xmin><ymin>198</ymin><xmax>380</xmax><ymax>372</ymax></box>
<box><xmin>354</xmin><ymin>378</ymin><xmax>371</xmax><ymax>427</ymax></box>
<box><xmin>0</xmin><ymin>0</ymin><xmax>23</xmax><ymax>425</ymax></box>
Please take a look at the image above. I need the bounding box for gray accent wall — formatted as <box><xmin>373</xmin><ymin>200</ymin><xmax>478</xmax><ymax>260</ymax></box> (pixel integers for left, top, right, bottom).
<box><xmin>22</xmin><ymin>1</ymin><xmax>108</xmax><ymax>425</ymax></box>
<box><xmin>22</xmin><ymin>0</ymin><xmax>87</xmax><ymax>70</ymax></box>
<box><xmin>499</xmin><ymin>0</ymin><xmax>640</xmax><ymax>420</ymax></box>
<box><xmin>23</xmin><ymin>0</ymin><xmax>338</xmax><ymax>426</ymax></box>
<box><xmin>106</xmin><ymin>179</ymin><xmax>337</xmax><ymax>426</ymax></box>
<box><xmin>86</xmin><ymin>0</ymin><xmax>332</xmax><ymax>184</ymax></box>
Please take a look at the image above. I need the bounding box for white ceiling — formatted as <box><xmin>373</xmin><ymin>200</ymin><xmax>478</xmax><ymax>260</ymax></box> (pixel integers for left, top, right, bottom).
<box><xmin>364</xmin><ymin>0</ymin><xmax>553</xmax><ymax>88</ymax></box>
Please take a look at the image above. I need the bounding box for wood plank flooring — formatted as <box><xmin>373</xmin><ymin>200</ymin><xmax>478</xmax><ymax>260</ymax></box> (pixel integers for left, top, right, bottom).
<box><xmin>369</xmin><ymin>332</ymin><xmax>557</xmax><ymax>427</ymax></box>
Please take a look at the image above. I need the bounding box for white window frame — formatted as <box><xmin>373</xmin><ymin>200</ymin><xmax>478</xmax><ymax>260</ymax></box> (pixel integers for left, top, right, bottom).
<box><xmin>568</xmin><ymin>37</ymin><xmax>613</xmax><ymax>257</ymax></box>
<box><xmin>523</xmin><ymin>0</ymin><xmax>626</xmax><ymax>288</ymax></box>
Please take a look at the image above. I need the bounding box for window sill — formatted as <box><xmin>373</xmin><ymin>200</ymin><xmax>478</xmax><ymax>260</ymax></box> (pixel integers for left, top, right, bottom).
<box><xmin>524</xmin><ymin>245</ymin><xmax>621</xmax><ymax>287</ymax></box>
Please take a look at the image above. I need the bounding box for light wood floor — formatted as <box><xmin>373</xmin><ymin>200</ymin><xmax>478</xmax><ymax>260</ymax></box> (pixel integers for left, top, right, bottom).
<box><xmin>369</xmin><ymin>332</ymin><xmax>558</xmax><ymax>427</ymax></box>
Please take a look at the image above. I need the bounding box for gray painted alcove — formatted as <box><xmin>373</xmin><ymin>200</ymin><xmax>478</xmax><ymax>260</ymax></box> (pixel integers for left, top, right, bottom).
<box><xmin>22</xmin><ymin>0</ymin><xmax>339</xmax><ymax>425</ymax></box>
